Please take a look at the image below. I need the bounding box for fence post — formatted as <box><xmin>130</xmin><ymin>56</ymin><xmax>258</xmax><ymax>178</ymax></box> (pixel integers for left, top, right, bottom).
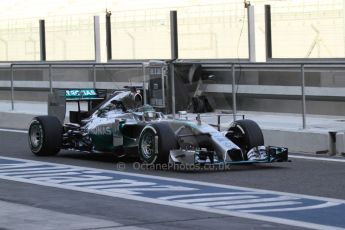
<box><xmin>39</xmin><ymin>19</ymin><xmax>46</xmax><ymax>61</ymax></box>
<box><xmin>247</xmin><ymin>5</ymin><xmax>256</xmax><ymax>62</ymax></box>
<box><xmin>170</xmin><ymin>11</ymin><xmax>178</xmax><ymax>60</ymax></box>
<box><xmin>10</xmin><ymin>64</ymin><xmax>14</xmax><ymax>110</ymax></box>
<box><xmin>265</xmin><ymin>5</ymin><xmax>272</xmax><ymax>61</ymax></box>
<box><xmin>93</xmin><ymin>64</ymin><xmax>96</xmax><ymax>88</ymax></box>
<box><xmin>170</xmin><ymin>11</ymin><xmax>178</xmax><ymax>118</ymax></box>
<box><xmin>301</xmin><ymin>64</ymin><xmax>306</xmax><ymax>129</ymax></box>
<box><xmin>171</xmin><ymin>62</ymin><xmax>176</xmax><ymax>119</ymax></box>
<box><xmin>142</xmin><ymin>63</ymin><xmax>147</xmax><ymax>105</ymax></box>
<box><xmin>93</xmin><ymin>16</ymin><xmax>101</xmax><ymax>63</ymax></box>
<box><xmin>49</xmin><ymin>64</ymin><xmax>52</xmax><ymax>93</ymax></box>
<box><xmin>232</xmin><ymin>64</ymin><xmax>237</xmax><ymax>121</ymax></box>
<box><xmin>106</xmin><ymin>11</ymin><xmax>112</xmax><ymax>61</ymax></box>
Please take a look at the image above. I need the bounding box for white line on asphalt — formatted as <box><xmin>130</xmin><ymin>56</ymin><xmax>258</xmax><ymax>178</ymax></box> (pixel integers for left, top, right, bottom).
<box><xmin>87</xmin><ymin>182</ymin><xmax>156</xmax><ymax>189</ymax></box>
<box><xmin>219</xmin><ymin>201</ymin><xmax>301</xmax><ymax>210</ymax></box>
<box><xmin>174</xmin><ymin>195</ymin><xmax>256</xmax><ymax>203</ymax></box>
<box><xmin>15</xmin><ymin>172</ymin><xmax>82</xmax><ymax>178</ymax></box>
<box><xmin>243</xmin><ymin>201</ymin><xmax>339</xmax><ymax>213</ymax></box>
<box><xmin>0</xmin><ymin>156</ymin><xmax>343</xmax><ymax>230</ymax></box>
<box><xmin>102</xmin><ymin>186</ymin><xmax>197</xmax><ymax>193</ymax></box>
<box><xmin>66</xmin><ymin>180</ymin><xmax>121</xmax><ymax>186</ymax></box>
<box><xmin>289</xmin><ymin>154</ymin><xmax>345</xmax><ymax>163</ymax></box>
<box><xmin>0</xmin><ymin>163</ymin><xmax>41</xmax><ymax>169</ymax></box>
<box><xmin>192</xmin><ymin>196</ymin><xmax>298</xmax><ymax>207</ymax></box>
<box><xmin>0</xmin><ymin>169</ymin><xmax>84</xmax><ymax>176</ymax></box>
<box><xmin>159</xmin><ymin>192</ymin><xmax>259</xmax><ymax>200</ymax></box>
<box><xmin>0</xmin><ymin>128</ymin><xmax>27</xmax><ymax>133</ymax></box>
<box><xmin>0</xmin><ymin>167</ymin><xmax>74</xmax><ymax>173</ymax></box>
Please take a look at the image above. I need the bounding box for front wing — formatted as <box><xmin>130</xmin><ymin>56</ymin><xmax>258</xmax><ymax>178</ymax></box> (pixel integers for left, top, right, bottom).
<box><xmin>169</xmin><ymin>146</ymin><xmax>288</xmax><ymax>165</ymax></box>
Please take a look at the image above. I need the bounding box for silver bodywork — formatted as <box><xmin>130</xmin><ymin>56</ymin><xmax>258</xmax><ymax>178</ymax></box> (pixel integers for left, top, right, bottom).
<box><xmin>65</xmin><ymin>91</ymin><xmax>244</xmax><ymax>163</ymax></box>
<box><xmin>83</xmin><ymin>93</ymin><xmax>245</xmax><ymax>164</ymax></box>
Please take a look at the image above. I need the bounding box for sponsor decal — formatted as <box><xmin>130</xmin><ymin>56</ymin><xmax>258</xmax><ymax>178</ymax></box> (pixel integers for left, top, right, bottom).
<box><xmin>89</xmin><ymin>126</ymin><xmax>112</xmax><ymax>136</ymax></box>
<box><xmin>65</xmin><ymin>89</ymin><xmax>97</xmax><ymax>98</ymax></box>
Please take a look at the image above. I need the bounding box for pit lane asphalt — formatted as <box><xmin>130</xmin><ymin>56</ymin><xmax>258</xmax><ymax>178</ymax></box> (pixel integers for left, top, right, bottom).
<box><xmin>0</xmin><ymin>130</ymin><xmax>344</xmax><ymax>230</ymax></box>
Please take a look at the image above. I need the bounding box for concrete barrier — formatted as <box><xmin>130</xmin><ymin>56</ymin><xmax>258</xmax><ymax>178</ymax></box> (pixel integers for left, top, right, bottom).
<box><xmin>0</xmin><ymin>112</ymin><xmax>35</xmax><ymax>130</ymax></box>
<box><xmin>262</xmin><ymin>129</ymin><xmax>330</xmax><ymax>154</ymax></box>
<box><xmin>336</xmin><ymin>132</ymin><xmax>345</xmax><ymax>156</ymax></box>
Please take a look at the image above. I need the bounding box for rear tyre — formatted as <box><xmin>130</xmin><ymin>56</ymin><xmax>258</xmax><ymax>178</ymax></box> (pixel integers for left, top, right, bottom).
<box><xmin>226</xmin><ymin>119</ymin><xmax>264</xmax><ymax>160</ymax></box>
<box><xmin>138</xmin><ymin>123</ymin><xmax>178</xmax><ymax>164</ymax></box>
<box><xmin>28</xmin><ymin>116</ymin><xmax>63</xmax><ymax>156</ymax></box>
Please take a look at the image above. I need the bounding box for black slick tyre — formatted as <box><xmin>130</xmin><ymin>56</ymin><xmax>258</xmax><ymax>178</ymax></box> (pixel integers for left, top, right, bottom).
<box><xmin>227</xmin><ymin>119</ymin><xmax>264</xmax><ymax>160</ymax></box>
<box><xmin>138</xmin><ymin>123</ymin><xmax>178</xmax><ymax>164</ymax></box>
<box><xmin>28</xmin><ymin>116</ymin><xmax>63</xmax><ymax>156</ymax></box>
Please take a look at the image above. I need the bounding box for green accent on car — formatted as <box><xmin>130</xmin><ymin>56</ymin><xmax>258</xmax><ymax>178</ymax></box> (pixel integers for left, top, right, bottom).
<box><xmin>90</xmin><ymin>134</ymin><xmax>114</xmax><ymax>151</ymax></box>
<box><xmin>119</xmin><ymin>122</ymin><xmax>125</xmax><ymax>131</ymax></box>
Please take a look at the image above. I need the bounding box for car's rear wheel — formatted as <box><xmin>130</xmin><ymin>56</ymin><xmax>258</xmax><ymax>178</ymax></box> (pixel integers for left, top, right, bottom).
<box><xmin>226</xmin><ymin>119</ymin><xmax>264</xmax><ymax>160</ymax></box>
<box><xmin>138</xmin><ymin>123</ymin><xmax>178</xmax><ymax>164</ymax></box>
<box><xmin>28</xmin><ymin>116</ymin><xmax>63</xmax><ymax>156</ymax></box>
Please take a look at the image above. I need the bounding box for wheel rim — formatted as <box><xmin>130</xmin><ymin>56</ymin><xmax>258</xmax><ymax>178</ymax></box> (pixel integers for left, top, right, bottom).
<box><xmin>141</xmin><ymin>131</ymin><xmax>155</xmax><ymax>159</ymax></box>
<box><xmin>29</xmin><ymin>121</ymin><xmax>43</xmax><ymax>150</ymax></box>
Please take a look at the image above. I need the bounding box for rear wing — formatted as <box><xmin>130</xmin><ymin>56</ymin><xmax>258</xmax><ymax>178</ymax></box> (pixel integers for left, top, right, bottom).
<box><xmin>48</xmin><ymin>89</ymin><xmax>107</xmax><ymax>124</ymax></box>
<box><xmin>65</xmin><ymin>89</ymin><xmax>106</xmax><ymax>101</ymax></box>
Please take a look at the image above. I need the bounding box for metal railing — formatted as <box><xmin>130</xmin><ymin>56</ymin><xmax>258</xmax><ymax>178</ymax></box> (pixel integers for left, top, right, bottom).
<box><xmin>4</xmin><ymin>61</ymin><xmax>143</xmax><ymax>110</ymax></box>
<box><xmin>172</xmin><ymin>61</ymin><xmax>345</xmax><ymax>129</ymax></box>
<box><xmin>2</xmin><ymin>61</ymin><xmax>345</xmax><ymax>129</ymax></box>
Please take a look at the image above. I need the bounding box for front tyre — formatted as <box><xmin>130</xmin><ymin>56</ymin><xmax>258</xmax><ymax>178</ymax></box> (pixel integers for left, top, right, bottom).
<box><xmin>226</xmin><ymin>119</ymin><xmax>264</xmax><ymax>160</ymax></box>
<box><xmin>28</xmin><ymin>116</ymin><xmax>63</xmax><ymax>156</ymax></box>
<box><xmin>138</xmin><ymin>123</ymin><xmax>178</xmax><ymax>164</ymax></box>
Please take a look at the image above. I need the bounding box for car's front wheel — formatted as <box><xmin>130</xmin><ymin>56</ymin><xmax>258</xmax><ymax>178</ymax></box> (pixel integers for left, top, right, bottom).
<box><xmin>138</xmin><ymin>123</ymin><xmax>178</xmax><ymax>164</ymax></box>
<box><xmin>28</xmin><ymin>116</ymin><xmax>63</xmax><ymax>156</ymax></box>
<box><xmin>226</xmin><ymin>119</ymin><xmax>264</xmax><ymax>160</ymax></box>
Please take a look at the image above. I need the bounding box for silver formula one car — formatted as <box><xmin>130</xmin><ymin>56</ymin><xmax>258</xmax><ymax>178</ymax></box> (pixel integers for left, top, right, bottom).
<box><xmin>28</xmin><ymin>88</ymin><xmax>288</xmax><ymax>165</ymax></box>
